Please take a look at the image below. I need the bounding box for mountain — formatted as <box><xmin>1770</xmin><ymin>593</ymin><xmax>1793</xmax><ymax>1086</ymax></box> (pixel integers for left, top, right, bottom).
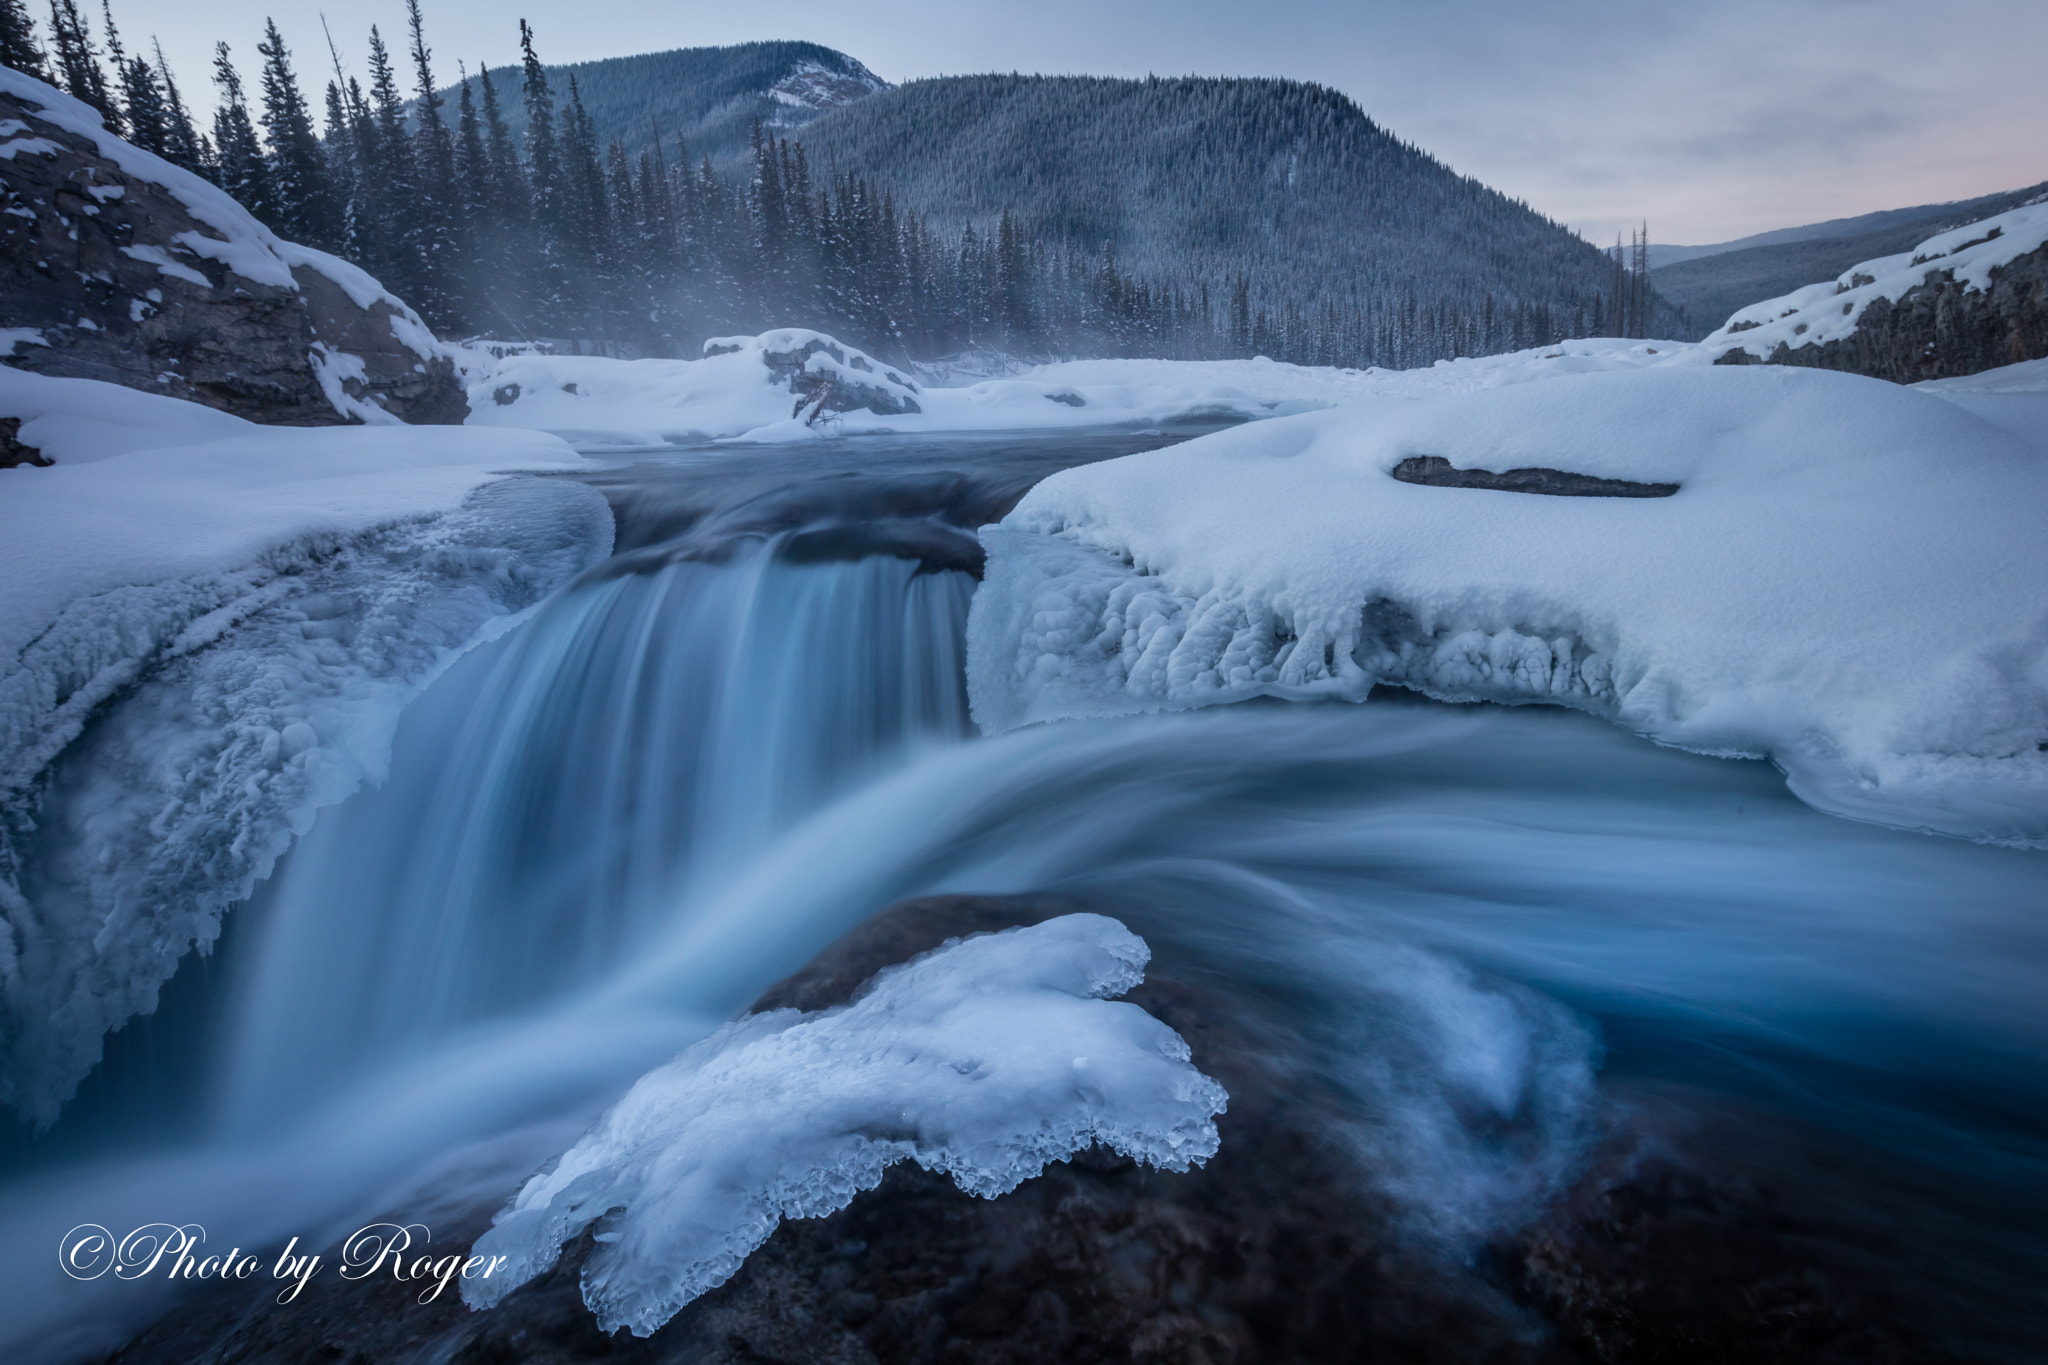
<box><xmin>713</xmin><ymin>73</ymin><xmax>1680</xmax><ymax>334</ymax></box>
<box><xmin>462</xmin><ymin>41</ymin><xmax>888</xmax><ymax>168</ymax></box>
<box><xmin>1650</xmin><ymin>181</ymin><xmax>2048</xmax><ymax>337</ymax></box>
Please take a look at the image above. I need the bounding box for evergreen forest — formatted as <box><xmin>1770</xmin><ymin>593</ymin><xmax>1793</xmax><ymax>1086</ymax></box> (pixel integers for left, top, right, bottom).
<box><xmin>0</xmin><ymin>0</ymin><xmax>1677</xmax><ymax>368</ymax></box>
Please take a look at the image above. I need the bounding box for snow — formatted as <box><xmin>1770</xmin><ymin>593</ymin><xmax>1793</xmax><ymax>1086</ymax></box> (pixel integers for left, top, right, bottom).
<box><xmin>118</xmin><ymin>243</ymin><xmax>210</xmax><ymax>289</ymax></box>
<box><xmin>464</xmin><ymin>914</ymin><xmax>1226</xmax><ymax>1335</ymax></box>
<box><xmin>465</xmin><ymin>333</ymin><xmax>1682</xmax><ymax>447</ymax></box>
<box><xmin>1700</xmin><ymin>202</ymin><xmax>2048</xmax><ymax>361</ymax></box>
<box><xmin>0</xmin><ymin>326</ymin><xmax>47</xmax><ymax>355</ymax></box>
<box><xmin>966</xmin><ymin>364</ymin><xmax>2048</xmax><ymax>846</ymax></box>
<box><xmin>0</xmin><ymin>67</ymin><xmax>455</xmax><ymax>401</ymax></box>
<box><xmin>1915</xmin><ymin>356</ymin><xmax>2048</xmax><ymax>394</ymax></box>
<box><xmin>0</xmin><ymin>368</ymin><xmax>611</xmax><ymax>1125</ymax></box>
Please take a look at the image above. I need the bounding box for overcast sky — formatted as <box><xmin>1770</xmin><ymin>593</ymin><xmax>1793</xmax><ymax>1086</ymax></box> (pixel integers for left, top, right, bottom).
<box><xmin>108</xmin><ymin>0</ymin><xmax>2047</xmax><ymax>245</ymax></box>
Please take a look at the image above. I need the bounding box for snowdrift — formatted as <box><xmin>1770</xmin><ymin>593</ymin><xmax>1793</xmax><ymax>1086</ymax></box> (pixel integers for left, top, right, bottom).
<box><xmin>967</xmin><ymin>364</ymin><xmax>2048</xmax><ymax>845</ymax></box>
<box><xmin>0</xmin><ymin>369</ymin><xmax>609</xmax><ymax>1126</ymax></box>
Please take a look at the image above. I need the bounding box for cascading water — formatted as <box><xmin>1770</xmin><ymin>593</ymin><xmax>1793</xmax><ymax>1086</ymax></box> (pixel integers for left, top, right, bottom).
<box><xmin>1</xmin><ymin>432</ymin><xmax>2043</xmax><ymax>1362</ymax></box>
<box><xmin>221</xmin><ymin>545</ymin><xmax>973</xmax><ymax>1129</ymax></box>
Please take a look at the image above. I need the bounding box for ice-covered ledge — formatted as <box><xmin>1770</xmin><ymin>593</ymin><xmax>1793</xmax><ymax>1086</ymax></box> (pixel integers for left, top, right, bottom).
<box><xmin>966</xmin><ymin>364</ymin><xmax>2048</xmax><ymax>846</ymax></box>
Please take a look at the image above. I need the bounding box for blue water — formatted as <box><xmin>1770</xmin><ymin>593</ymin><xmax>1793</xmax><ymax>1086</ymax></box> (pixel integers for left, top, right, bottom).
<box><xmin>1</xmin><ymin>430</ymin><xmax>2042</xmax><ymax>1360</ymax></box>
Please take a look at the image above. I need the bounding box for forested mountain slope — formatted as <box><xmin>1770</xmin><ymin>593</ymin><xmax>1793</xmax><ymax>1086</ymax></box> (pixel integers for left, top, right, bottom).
<box><xmin>462</xmin><ymin>42</ymin><xmax>887</xmax><ymax>168</ymax></box>
<box><xmin>791</xmin><ymin>74</ymin><xmax>1681</xmax><ymax>334</ymax></box>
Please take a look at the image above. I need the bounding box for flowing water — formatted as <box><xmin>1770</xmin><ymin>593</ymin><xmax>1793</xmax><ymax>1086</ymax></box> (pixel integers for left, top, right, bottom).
<box><xmin>2</xmin><ymin>427</ymin><xmax>2044</xmax><ymax>1360</ymax></box>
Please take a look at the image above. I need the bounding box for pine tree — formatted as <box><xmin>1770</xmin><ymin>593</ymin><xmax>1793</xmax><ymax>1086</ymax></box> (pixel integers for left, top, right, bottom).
<box><xmin>363</xmin><ymin>25</ymin><xmax>420</xmax><ymax>296</ymax></box>
<box><xmin>47</xmin><ymin>0</ymin><xmax>119</xmax><ymax>130</ymax></box>
<box><xmin>115</xmin><ymin>53</ymin><xmax>166</xmax><ymax>153</ymax></box>
<box><xmin>257</xmin><ymin>18</ymin><xmax>341</xmax><ymax>250</ymax></box>
<box><xmin>0</xmin><ymin>0</ymin><xmax>49</xmax><ymax>79</ymax></box>
<box><xmin>154</xmin><ymin>38</ymin><xmax>208</xmax><ymax>176</ymax></box>
<box><xmin>519</xmin><ymin>21</ymin><xmax>568</xmax><ymax>329</ymax></box>
<box><xmin>210</xmin><ymin>42</ymin><xmax>275</xmax><ymax>224</ymax></box>
<box><xmin>402</xmin><ymin>0</ymin><xmax>463</xmax><ymax>329</ymax></box>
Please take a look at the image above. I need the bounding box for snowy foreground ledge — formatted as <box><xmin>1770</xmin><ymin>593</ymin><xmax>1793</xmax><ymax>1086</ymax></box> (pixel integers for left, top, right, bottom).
<box><xmin>967</xmin><ymin>365</ymin><xmax>2048</xmax><ymax>845</ymax></box>
<box><xmin>0</xmin><ymin>369</ymin><xmax>608</xmax><ymax>1126</ymax></box>
<box><xmin>465</xmin><ymin>915</ymin><xmax>1226</xmax><ymax>1336</ymax></box>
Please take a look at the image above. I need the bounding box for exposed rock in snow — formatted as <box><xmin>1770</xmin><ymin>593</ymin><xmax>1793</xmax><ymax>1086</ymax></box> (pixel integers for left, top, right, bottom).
<box><xmin>1702</xmin><ymin>202</ymin><xmax>2048</xmax><ymax>383</ymax></box>
<box><xmin>0</xmin><ymin>70</ymin><xmax>467</xmax><ymax>425</ymax></box>
<box><xmin>765</xmin><ymin>57</ymin><xmax>890</xmax><ymax>120</ymax></box>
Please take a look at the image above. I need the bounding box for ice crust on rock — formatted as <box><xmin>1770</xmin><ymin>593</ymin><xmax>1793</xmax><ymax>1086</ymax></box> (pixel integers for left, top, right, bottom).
<box><xmin>464</xmin><ymin>914</ymin><xmax>1227</xmax><ymax>1336</ymax></box>
<box><xmin>0</xmin><ymin>369</ymin><xmax>608</xmax><ymax>1125</ymax></box>
<box><xmin>967</xmin><ymin>364</ymin><xmax>2048</xmax><ymax>845</ymax></box>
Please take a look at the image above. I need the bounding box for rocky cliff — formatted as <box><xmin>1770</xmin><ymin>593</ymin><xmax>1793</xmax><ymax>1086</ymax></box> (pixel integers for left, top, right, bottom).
<box><xmin>0</xmin><ymin>69</ymin><xmax>467</xmax><ymax>426</ymax></box>
<box><xmin>1704</xmin><ymin>203</ymin><xmax>2048</xmax><ymax>384</ymax></box>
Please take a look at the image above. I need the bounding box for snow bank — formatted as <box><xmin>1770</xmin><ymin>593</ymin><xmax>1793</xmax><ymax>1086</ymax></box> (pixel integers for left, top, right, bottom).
<box><xmin>1700</xmin><ymin>201</ymin><xmax>2048</xmax><ymax>362</ymax></box>
<box><xmin>0</xmin><ymin>67</ymin><xmax>448</xmax><ymax>370</ymax></box>
<box><xmin>465</xmin><ymin>914</ymin><xmax>1226</xmax><ymax>1335</ymax></box>
<box><xmin>464</xmin><ymin>333</ymin><xmax>1684</xmax><ymax>447</ymax></box>
<box><xmin>1915</xmin><ymin>356</ymin><xmax>2048</xmax><ymax>394</ymax></box>
<box><xmin>967</xmin><ymin>364</ymin><xmax>2048</xmax><ymax>845</ymax></box>
<box><xmin>0</xmin><ymin>369</ymin><xmax>610</xmax><ymax>1125</ymax></box>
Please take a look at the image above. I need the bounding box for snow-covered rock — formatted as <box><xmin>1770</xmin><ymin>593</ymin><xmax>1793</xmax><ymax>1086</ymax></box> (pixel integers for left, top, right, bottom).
<box><xmin>0</xmin><ymin>69</ymin><xmax>466</xmax><ymax>425</ymax></box>
<box><xmin>1701</xmin><ymin>201</ymin><xmax>2048</xmax><ymax>383</ymax></box>
<box><xmin>464</xmin><ymin>333</ymin><xmax>1683</xmax><ymax>447</ymax></box>
<box><xmin>464</xmin><ymin>914</ymin><xmax>1226</xmax><ymax>1336</ymax></box>
<box><xmin>0</xmin><ymin>368</ymin><xmax>608</xmax><ymax>1126</ymax></box>
<box><xmin>966</xmin><ymin>364</ymin><xmax>2048</xmax><ymax>846</ymax></box>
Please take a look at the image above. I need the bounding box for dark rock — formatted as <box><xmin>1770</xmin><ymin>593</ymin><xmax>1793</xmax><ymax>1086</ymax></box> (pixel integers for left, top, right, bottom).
<box><xmin>103</xmin><ymin>896</ymin><xmax>1988</xmax><ymax>1365</ymax></box>
<box><xmin>1044</xmin><ymin>390</ymin><xmax>1086</xmax><ymax>407</ymax></box>
<box><xmin>1392</xmin><ymin>455</ymin><xmax>1679</xmax><ymax>498</ymax></box>
<box><xmin>0</xmin><ymin>83</ymin><xmax>467</xmax><ymax>425</ymax></box>
<box><xmin>0</xmin><ymin>414</ymin><xmax>49</xmax><ymax>467</ymax></box>
<box><xmin>1712</xmin><ymin>242</ymin><xmax>2048</xmax><ymax>383</ymax></box>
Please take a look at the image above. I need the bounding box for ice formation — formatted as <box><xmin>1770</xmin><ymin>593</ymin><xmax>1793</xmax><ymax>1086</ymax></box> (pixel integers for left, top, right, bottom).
<box><xmin>966</xmin><ymin>364</ymin><xmax>2048</xmax><ymax>845</ymax></box>
<box><xmin>0</xmin><ymin>368</ymin><xmax>608</xmax><ymax>1125</ymax></box>
<box><xmin>464</xmin><ymin>914</ymin><xmax>1227</xmax><ymax>1335</ymax></box>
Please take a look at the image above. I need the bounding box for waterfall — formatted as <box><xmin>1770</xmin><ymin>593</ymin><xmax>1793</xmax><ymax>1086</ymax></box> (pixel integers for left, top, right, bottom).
<box><xmin>220</xmin><ymin>546</ymin><xmax>974</xmax><ymax>1132</ymax></box>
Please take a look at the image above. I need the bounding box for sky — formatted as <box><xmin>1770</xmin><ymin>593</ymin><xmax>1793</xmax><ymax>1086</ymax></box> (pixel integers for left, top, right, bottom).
<box><xmin>104</xmin><ymin>0</ymin><xmax>2048</xmax><ymax>245</ymax></box>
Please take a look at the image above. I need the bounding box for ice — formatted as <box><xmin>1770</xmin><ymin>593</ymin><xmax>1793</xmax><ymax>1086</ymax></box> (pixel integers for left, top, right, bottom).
<box><xmin>966</xmin><ymin>364</ymin><xmax>2048</xmax><ymax>845</ymax></box>
<box><xmin>1698</xmin><ymin>201</ymin><xmax>2048</xmax><ymax>362</ymax></box>
<box><xmin>1</xmin><ymin>369</ymin><xmax>610</xmax><ymax>1125</ymax></box>
<box><xmin>464</xmin><ymin>914</ymin><xmax>1227</xmax><ymax>1335</ymax></box>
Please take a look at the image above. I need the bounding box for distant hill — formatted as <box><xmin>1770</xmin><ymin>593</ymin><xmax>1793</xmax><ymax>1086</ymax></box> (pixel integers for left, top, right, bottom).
<box><xmin>1651</xmin><ymin>181</ymin><xmax>2048</xmax><ymax>337</ymax></box>
<box><xmin>460</xmin><ymin>42</ymin><xmax>887</xmax><ymax>168</ymax></box>
<box><xmin>787</xmin><ymin>74</ymin><xmax>1678</xmax><ymax>332</ymax></box>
